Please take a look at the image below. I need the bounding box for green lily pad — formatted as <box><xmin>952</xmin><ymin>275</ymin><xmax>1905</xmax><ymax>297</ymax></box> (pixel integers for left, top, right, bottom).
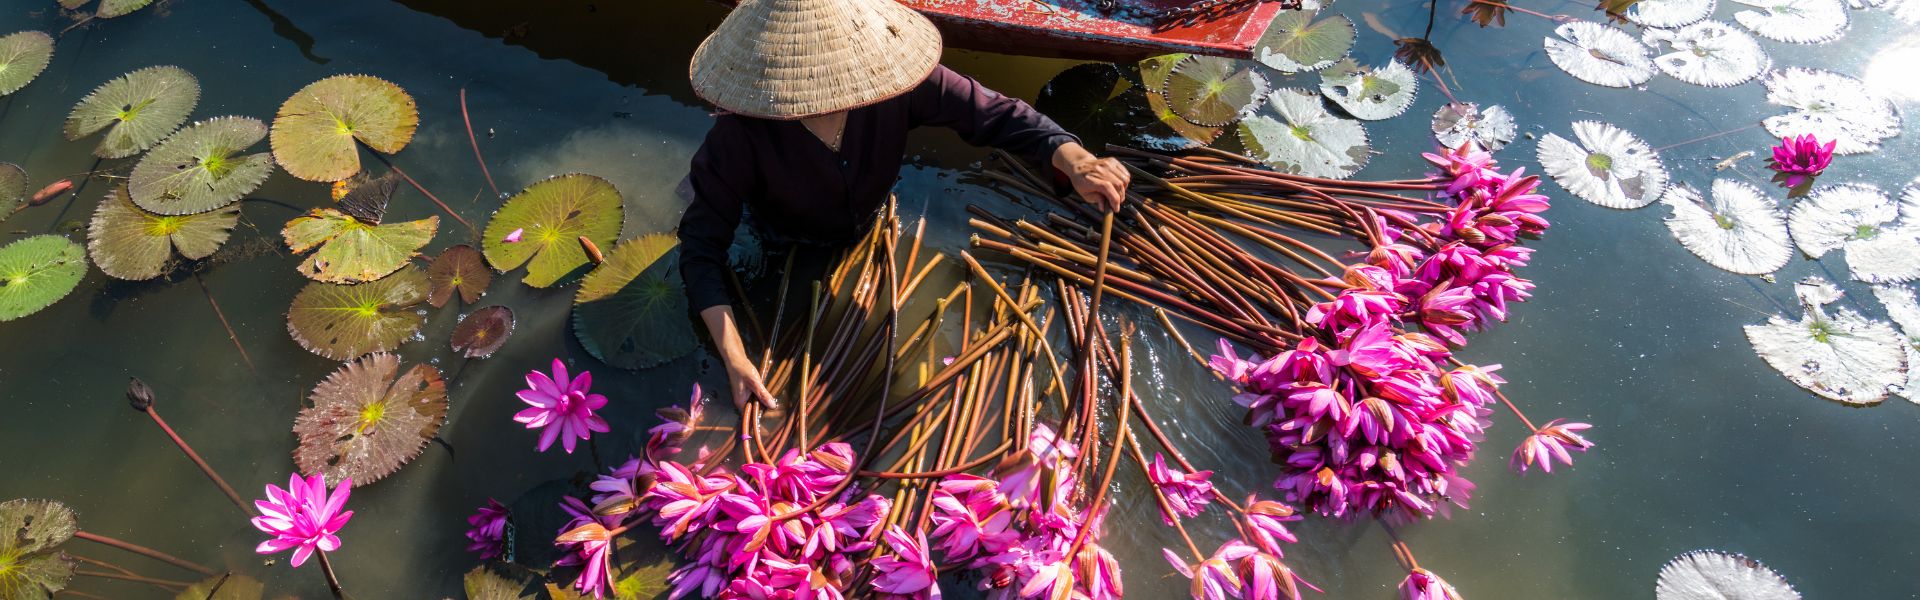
<box><xmin>270</xmin><ymin>75</ymin><xmax>420</xmax><ymax>182</ymax></box>
<box><xmin>286</xmin><ymin>266</ymin><xmax>428</xmax><ymax>360</ymax></box>
<box><xmin>466</xmin><ymin>563</ymin><xmax>553</xmax><ymax>600</ymax></box>
<box><xmin>1255</xmin><ymin>9</ymin><xmax>1355</xmax><ymax>73</ymax></box>
<box><xmin>294</xmin><ymin>352</ymin><xmax>447</xmax><ymax>486</ymax></box>
<box><xmin>88</xmin><ymin>185</ymin><xmax>240</xmax><ymax>280</ymax></box>
<box><xmin>64</xmin><ymin>66</ymin><xmax>200</xmax><ymax>159</ymax></box>
<box><xmin>1161</xmin><ymin>55</ymin><xmax>1270</xmax><ymax>128</ymax></box>
<box><xmin>283</xmin><ymin>208</ymin><xmax>437</xmax><ymax>284</ymax></box>
<box><xmin>0</xmin><ymin>499</ymin><xmax>78</xmax><ymax>600</ymax></box>
<box><xmin>0</xmin><ymin>162</ymin><xmax>26</xmax><ymax>221</ymax></box>
<box><xmin>1136</xmin><ymin>55</ymin><xmax>1219</xmax><ymax>150</ymax></box>
<box><xmin>0</xmin><ymin>235</ymin><xmax>87</xmax><ymax>322</ymax></box>
<box><xmin>128</xmin><ymin>116</ymin><xmax>275</xmax><ymax>215</ymax></box>
<box><xmin>428</xmin><ymin>243</ymin><xmax>490</xmax><ymax>307</ymax></box>
<box><xmin>572</xmin><ymin>234</ymin><xmax>694</xmax><ymax>370</ymax></box>
<box><xmin>174</xmin><ymin>574</ymin><xmax>265</xmax><ymax>600</ymax></box>
<box><xmin>483</xmin><ymin>174</ymin><xmax>625</xmax><ymax>288</ymax></box>
<box><xmin>451</xmin><ymin>305</ymin><xmax>514</xmax><ymax>359</ymax></box>
<box><xmin>98</xmin><ymin>0</ymin><xmax>154</xmax><ymax>17</ymax></box>
<box><xmin>0</xmin><ymin>31</ymin><xmax>54</xmax><ymax>97</ymax></box>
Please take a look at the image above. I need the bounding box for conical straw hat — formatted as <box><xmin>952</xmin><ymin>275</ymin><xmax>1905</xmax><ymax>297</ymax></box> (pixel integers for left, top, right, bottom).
<box><xmin>690</xmin><ymin>0</ymin><xmax>944</xmax><ymax>120</ymax></box>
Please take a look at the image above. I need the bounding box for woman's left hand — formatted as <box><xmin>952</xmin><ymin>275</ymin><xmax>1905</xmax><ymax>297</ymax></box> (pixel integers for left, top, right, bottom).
<box><xmin>1053</xmin><ymin>142</ymin><xmax>1130</xmax><ymax>213</ymax></box>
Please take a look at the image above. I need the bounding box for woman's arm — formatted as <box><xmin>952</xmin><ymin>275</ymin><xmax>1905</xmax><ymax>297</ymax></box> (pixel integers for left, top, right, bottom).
<box><xmin>680</xmin><ymin>117</ymin><xmax>774</xmax><ymax>410</ymax></box>
<box><xmin>701</xmin><ymin>305</ymin><xmax>776</xmax><ymax>409</ymax></box>
<box><xmin>908</xmin><ymin>65</ymin><xmax>1130</xmax><ymax>212</ymax></box>
<box><xmin>1051</xmin><ymin>141</ymin><xmax>1129</xmax><ymax>213</ymax></box>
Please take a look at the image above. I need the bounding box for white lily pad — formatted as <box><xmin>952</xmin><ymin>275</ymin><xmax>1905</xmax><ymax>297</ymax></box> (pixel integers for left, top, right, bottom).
<box><xmin>1786</xmin><ymin>183</ymin><xmax>1920</xmax><ymax>284</ymax></box>
<box><xmin>1661</xmin><ymin>180</ymin><xmax>1791</xmax><ymax>275</ymax></box>
<box><xmin>1629</xmin><ymin>0</ymin><xmax>1717</xmax><ymax>27</ymax></box>
<box><xmin>1431</xmin><ymin>102</ymin><xmax>1517</xmax><ymax>151</ymax></box>
<box><xmin>1733</xmin><ymin>0</ymin><xmax>1848</xmax><ymax>44</ymax></box>
<box><xmin>1878</xmin><ymin>0</ymin><xmax>1919</xmax><ymax>23</ymax></box>
<box><xmin>1254</xmin><ymin>9</ymin><xmax>1355</xmax><ymax>73</ymax></box>
<box><xmin>1536</xmin><ymin>120</ymin><xmax>1668</xmax><ymax>209</ymax></box>
<box><xmin>1544</xmin><ymin>21</ymin><xmax>1655</xmax><ymax>88</ymax></box>
<box><xmin>1746</xmin><ymin>277</ymin><xmax>1908</xmax><ymax>405</ymax></box>
<box><xmin>1871</xmin><ymin>284</ymin><xmax>1920</xmax><ymax>405</ymax></box>
<box><xmin>1318</xmin><ymin>58</ymin><xmax>1417</xmax><ymax>121</ymax></box>
<box><xmin>1656</xmin><ymin>551</ymin><xmax>1799</xmax><ymax>600</ymax></box>
<box><xmin>1761</xmin><ymin>68</ymin><xmax>1900</xmax><ymax>155</ymax></box>
<box><xmin>1236</xmin><ymin>88</ymin><xmax>1369</xmax><ymax>179</ymax></box>
<box><xmin>1643</xmin><ymin>21</ymin><xmax>1771</xmax><ymax>88</ymax></box>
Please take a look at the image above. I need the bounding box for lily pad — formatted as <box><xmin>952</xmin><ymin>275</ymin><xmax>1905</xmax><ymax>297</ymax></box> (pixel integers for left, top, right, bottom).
<box><xmin>1161</xmin><ymin>55</ymin><xmax>1270</xmax><ymax>127</ymax></box>
<box><xmin>1629</xmin><ymin>0</ymin><xmax>1717</xmax><ymax>27</ymax></box>
<box><xmin>1536</xmin><ymin>120</ymin><xmax>1668</xmax><ymax>209</ymax></box>
<box><xmin>98</xmin><ymin>0</ymin><xmax>155</xmax><ymax>17</ymax></box>
<box><xmin>0</xmin><ymin>235</ymin><xmax>87</xmax><ymax>322</ymax></box>
<box><xmin>1746</xmin><ymin>277</ymin><xmax>1907</xmax><ymax>405</ymax></box>
<box><xmin>286</xmin><ymin>266</ymin><xmax>429</xmax><ymax>360</ymax></box>
<box><xmin>0</xmin><ymin>499</ymin><xmax>77</xmax><ymax>600</ymax></box>
<box><xmin>88</xmin><ymin>185</ymin><xmax>240</xmax><ymax>280</ymax></box>
<box><xmin>128</xmin><ymin>116</ymin><xmax>275</xmax><ymax>215</ymax></box>
<box><xmin>1254</xmin><ymin>9</ymin><xmax>1355</xmax><ymax>73</ymax></box>
<box><xmin>1762</xmin><ymin>68</ymin><xmax>1901</xmax><ymax>155</ymax></box>
<box><xmin>466</xmin><ymin>563</ymin><xmax>552</xmax><ymax>600</ymax></box>
<box><xmin>294</xmin><ymin>352</ymin><xmax>447</xmax><ymax>486</ymax></box>
<box><xmin>283</xmin><ymin>209</ymin><xmax>438</xmax><ymax>284</ymax></box>
<box><xmin>337</xmin><ymin>170</ymin><xmax>401</xmax><ymax>225</ymax></box>
<box><xmin>1544</xmin><ymin>21</ymin><xmax>1655</xmax><ymax>88</ymax></box>
<box><xmin>1644</xmin><ymin>21</ymin><xmax>1770</xmax><ymax>88</ymax></box>
<box><xmin>1660</xmin><ymin>180</ymin><xmax>1791</xmax><ymax>275</ymax></box>
<box><xmin>482</xmin><ymin>174</ymin><xmax>625</xmax><ymax>288</ymax></box>
<box><xmin>63</xmin><ymin>66</ymin><xmax>201</xmax><ymax>159</ymax></box>
<box><xmin>1137</xmin><ymin>56</ymin><xmax>1221</xmax><ymax>150</ymax></box>
<box><xmin>270</xmin><ymin>75</ymin><xmax>420</xmax><ymax>182</ymax></box>
<box><xmin>1431</xmin><ymin>103</ymin><xmax>1517</xmax><ymax>151</ymax></box>
<box><xmin>0</xmin><ymin>31</ymin><xmax>53</xmax><ymax>97</ymax></box>
<box><xmin>451</xmin><ymin>305</ymin><xmax>514</xmax><ymax>359</ymax></box>
<box><xmin>1034</xmin><ymin>63</ymin><xmax>1149</xmax><ymax>152</ymax></box>
<box><xmin>1656</xmin><ymin>550</ymin><xmax>1800</xmax><ymax>600</ymax></box>
<box><xmin>1318</xmin><ymin>58</ymin><xmax>1418</xmax><ymax>121</ymax></box>
<box><xmin>174</xmin><ymin>574</ymin><xmax>265</xmax><ymax>600</ymax></box>
<box><xmin>1733</xmin><ymin>0</ymin><xmax>1848</xmax><ymax>44</ymax></box>
<box><xmin>572</xmin><ymin>234</ymin><xmax>696</xmax><ymax>370</ymax></box>
<box><xmin>1785</xmin><ymin>183</ymin><xmax>1920</xmax><ymax>284</ymax></box>
<box><xmin>429</xmin><ymin>244</ymin><xmax>491</xmax><ymax>307</ymax></box>
<box><xmin>1871</xmin><ymin>284</ymin><xmax>1920</xmax><ymax>405</ymax></box>
<box><xmin>1237</xmin><ymin>88</ymin><xmax>1370</xmax><ymax>179</ymax></box>
<box><xmin>0</xmin><ymin>162</ymin><xmax>26</xmax><ymax>220</ymax></box>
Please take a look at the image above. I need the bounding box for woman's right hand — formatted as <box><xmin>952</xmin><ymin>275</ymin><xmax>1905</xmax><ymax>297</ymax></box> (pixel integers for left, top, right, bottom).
<box><xmin>725</xmin><ymin>357</ymin><xmax>777</xmax><ymax>412</ymax></box>
<box><xmin>701</xmin><ymin>304</ymin><xmax>778</xmax><ymax>412</ymax></box>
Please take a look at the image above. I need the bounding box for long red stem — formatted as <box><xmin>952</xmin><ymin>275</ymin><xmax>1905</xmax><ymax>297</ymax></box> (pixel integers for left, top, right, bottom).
<box><xmin>458</xmin><ymin>87</ymin><xmax>501</xmax><ymax>198</ymax></box>
<box><xmin>144</xmin><ymin>408</ymin><xmax>253</xmax><ymax>517</ymax></box>
<box><xmin>72</xmin><ymin>531</ymin><xmax>216</xmax><ymax>577</ymax></box>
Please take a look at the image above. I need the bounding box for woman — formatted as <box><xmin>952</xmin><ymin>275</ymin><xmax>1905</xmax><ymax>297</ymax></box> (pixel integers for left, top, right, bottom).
<box><xmin>679</xmin><ymin>0</ymin><xmax>1132</xmax><ymax>410</ymax></box>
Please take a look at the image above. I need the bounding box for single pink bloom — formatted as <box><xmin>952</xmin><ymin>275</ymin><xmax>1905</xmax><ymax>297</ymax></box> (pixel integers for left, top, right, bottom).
<box><xmin>1767</xmin><ymin>134</ymin><xmax>1835</xmax><ymax>189</ymax></box>
<box><xmin>464</xmin><ymin>498</ymin><xmax>509</xmax><ymax>560</ymax></box>
<box><xmin>554</xmin><ymin>497</ymin><xmax>614</xmax><ymax>599</ymax></box>
<box><xmin>871</xmin><ymin>526</ymin><xmax>941</xmax><ymax>598</ymax></box>
<box><xmin>1400</xmin><ymin>568</ymin><xmax>1466</xmax><ymax>600</ymax></box>
<box><xmin>1240</xmin><ymin>552</ymin><xmax>1312</xmax><ymax>600</ymax></box>
<box><xmin>251</xmin><ymin>473</ymin><xmax>353</xmax><ymax>568</ymax></box>
<box><xmin>1166</xmin><ymin>541</ymin><xmax>1257</xmax><ymax>600</ymax></box>
<box><xmin>1511</xmin><ymin>420</ymin><xmax>1594</xmax><ymax>474</ymax></box>
<box><xmin>514</xmin><ymin>358</ymin><xmax>610</xmax><ymax>454</ymax></box>
<box><xmin>503</xmin><ymin>227</ymin><xmax>524</xmax><ymax>243</ymax></box>
<box><xmin>1147</xmin><ymin>453</ymin><xmax>1214</xmax><ymax>524</ymax></box>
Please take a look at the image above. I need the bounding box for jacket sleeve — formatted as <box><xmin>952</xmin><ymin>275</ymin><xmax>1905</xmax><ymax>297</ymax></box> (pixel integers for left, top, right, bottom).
<box><xmin>907</xmin><ymin>65</ymin><xmax>1081</xmax><ymax>166</ymax></box>
<box><xmin>678</xmin><ymin>116</ymin><xmax>757</xmax><ymax>314</ymax></box>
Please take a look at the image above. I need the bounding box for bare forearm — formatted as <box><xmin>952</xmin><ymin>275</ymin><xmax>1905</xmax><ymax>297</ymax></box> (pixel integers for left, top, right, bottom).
<box><xmin>700</xmin><ymin>305</ymin><xmax>753</xmax><ymax>369</ymax></box>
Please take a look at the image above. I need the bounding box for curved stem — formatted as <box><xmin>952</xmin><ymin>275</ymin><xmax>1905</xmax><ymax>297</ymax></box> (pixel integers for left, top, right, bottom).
<box><xmin>457</xmin><ymin>87</ymin><xmax>501</xmax><ymax>198</ymax></box>
<box><xmin>72</xmin><ymin>531</ymin><xmax>216</xmax><ymax>577</ymax></box>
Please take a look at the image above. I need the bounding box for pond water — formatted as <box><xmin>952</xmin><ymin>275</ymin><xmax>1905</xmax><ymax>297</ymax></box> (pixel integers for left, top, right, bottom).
<box><xmin>1</xmin><ymin>0</ymin><xmax>1917</xmax><ymax>598</ymax></box>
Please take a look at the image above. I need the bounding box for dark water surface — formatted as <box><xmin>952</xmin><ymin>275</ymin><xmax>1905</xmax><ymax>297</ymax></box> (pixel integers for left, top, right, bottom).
<box><xmin>1</xmin><ymin>0</ymin><xmax>1917</xmax><ymax>598</ymax></box>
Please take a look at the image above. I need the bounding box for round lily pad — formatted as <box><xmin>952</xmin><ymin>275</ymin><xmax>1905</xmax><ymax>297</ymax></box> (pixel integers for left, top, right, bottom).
<box><xmin>0</xmin><ymin>499</ymin><xmax>78</xmax><ymax>600</ymax></box>
<box><xmin>1544</xmin><ymin>21</ymin><xmax>1654</xmax><ymax>88</ymax></box>
<box><xmin>294</xmin><ymin>352</ymin><xmax>447</xmax><ymax>486</ymax></box>
<box><xmin>1318</xmin><ymin>58</ymin><xmax>1418</xmax><ymax>121</ymax></box>
<box><xmin>1136</xmin><ymin>55</ymin><xmax>1220</xmax><ymax>150</ymax></box>
<box><xmin>1643</xmin><ymin>21</ymin><xmax>1770</xmax><ymax>88</ymax></box>
<box><xmin>64</xmin><ymin>66</ymin><xmax>200</xmax><ymax>159</ymax></box>
<box><xmin>1254</xmin><ymin>9</ymin><xmax>1354</xmax><ymax>73</ymax></box>
<box><xmin>88</xmin><ymin>185</ymin><xmax>240</xmax><ymax>280</ymax></box>
<box><xmin>1161</xmin><ymin>55</ymin><xmax>1270</xmax><ymax>127</ymax></box>
<box><xmin>1034</xmin><ymin>63</ymin><xmax>1149</xmax><ymax>152</ymax></box>
<box><xmin>0</xmin><ymin>162</ymin><xmax>27</xmax><ymax>221</ymax></box>
<box><xmin>128</xmin><ymin>116</ymin><xmax>275</xmax><ymax>215</ymax></box>
<box><xmin>482</xmin><ymin>173</ymin><xmax>625</xmax><ymax>288</ymax></box>
<box><xmin>1786</xmin><ymin>183</ymin><xmax>1920</xmax><ymax>284</ymax></box>
<box><xmin>572</xmin><ymin>234</ymin><xmax>695</xmax><ymax>370</ymax></box>
<box><xmin>98</xmin><ymin>0</ymin><xmax>155</xmax><ymax>17</ymax></box>
<box><xmin>0</xmin><ymin>31</ymin><xmax>54</xmax><ymax>97</ymax></box>
<box><xmin>270</xmin><ymin>75</ymin><xmax>420</xmax><ymax>182</ymax></box>
<box><xmin>1872</xmin><ymin>284</ymin><xmax>1920</xmax><ymax>405</ymax></box>
<box><xmin>428</xmin><ymin>243</ymin><xmax>491</xmax><ymax>307</ymax></box>
<box><xmin>1660</xmin><ymin>180</ymin><xmax>1792</xmax><ymax>275</ymax></box>
<box><xmin>1236</xmin><ymin>88</ymin><xmax>1370</xmax><ymax>179</ymax></box>
<box><xmin>1762</xmin><ymin>68</ymin><xmax>1900</xmax><ymax>155</ymax></box>
<box><xmin>1733</xmin><ymin>0</ymin><xmax>1847</xmax><ymax>44</ymax></box>
<box><xmin>451</xmin><ymin>305</ymin><xmax>514</xmax><ymax>359</ymax></box>
<box><xmin>283</xmin><ymin>208</ymin><xmax>438</xmax><ymax>284</ymax></box>
<box><xmin>1629</xmin><ymin>0</ymin><xmax>1716</xmax><ymax>27</ymax></box>
<box><xmin>1746</xmin><ymin>277</ymin><xmax>1908</xmax><ymax>405</ymax></box>
<box><xmin>0</xmin><ymin>235</ymin><xmax>87</xmax><ymax>322</ymax></box>
<box><xmin>1431</xmin><ymin>102</ymin><xmax>1517</xmax><ymax>151</ymax></box>
<box><xmin>174</xmin><ymin>574</ymin><xmax>265</xmax><ymax>600</ymax></box>
<box><xmin>1656</xmin><ymin>550</ymin><xmax>1799</xmax><ymax>600</ymax></box>
<box><xmin>286</xmin><ymin>266</ymin><xmax>429</xmax><ymax>360</ymax></box>
<box><xmin>1536</xmin><ymin>120</ymin><xmax>1668</xmax><ymax>209</ymax></box>
<box><xmin>465</xmin><ymin>564</ymin><xmax>550</xmax><ymax>600</ymax></box>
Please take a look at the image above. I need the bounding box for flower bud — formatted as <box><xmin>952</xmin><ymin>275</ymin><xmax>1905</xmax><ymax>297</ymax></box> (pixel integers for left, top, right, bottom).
<box><xmin>126</xmin><ymin>377</ymin><xmax>154</xmax><ymax>412</ymax></box>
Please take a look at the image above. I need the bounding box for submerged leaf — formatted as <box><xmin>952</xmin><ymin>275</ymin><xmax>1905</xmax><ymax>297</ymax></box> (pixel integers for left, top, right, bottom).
<box><xmin>1318</xmin><ymin>58</ymin><xmax>1418</xmax><ymax>121</ymax></box>
<box><xmin>294</xmin><ymin>352</ymin><xmax>447</xmax><ymax>486</ymax></box>
<box><xmin>173</xmin><ymin>574</ymin><xmax>265</xmax><ymax>600</ymax></box>
<box><xmin>1161</xmin><ymin>55</ymin><xmax>1270</xmax><ymax>127</ymax></box>
<box><xmin>1628</xmin><ymin>0</ymin><xmax>1717</xmax><ymax>27</ymax></box>
<box><xmin>1733</xmin><ymin>0</ymin><xmax>1848</xmax><ymax>44</ymax></box>
<box><xmin>1871</xmin><ymin>284</ymin><xmax>1920</xmax><ymax>405</ymax></box>
<box><xmin>1431</xmin><ymin>102</ymin><xmax>1517</xmax><ymax>151</ymax></box>
<box><xmin>0</xmin><ymin>235</ymin><xmax>87</xmax><ymax>322</ymax></box>
<box><xmin>0</xmin><ymin>31</ymin><xmax>54</xmax><ymax>97</ymax></box>
<box><xmin>0</xmin><ymin>162</ymin><xmax>26</xmax><ymax>221</ymax></box>
<box><xmin>1237</xmin><ymin>88</ymin><xmax>1370</xmax><ymax>179</ymax></box>
<box><xmin>1254</xmin><ymin>9</ymin><xmax>1355</xmax><ymax>73</ymax></box>
<box><xmin>1656</xmin><ymin>550</ymin><xmax>1800</xmax><ymax>600</ymax></box>
<box><xmin>283</xmin><ymin>209</ymin><xmax>438</xmax><ymax>284</ymax></box>
<box><xmin>1033</xmin><ymin>62</ymin><xmax>1149</xmax><ymax>151</ymax></box>
<box><xmin>63</xmin><ymin>66</ymin><xmax>201</xmax><ymax>159</ymax></box>
<box><xmin>1463</xmin><ymin>0</ymin><xmax>1510</xmax><ymax>26</ymax></box>
<box><xmin>1643</xmin><ymin>21</ymin><xmax>1770</xmax><ymax>88</ymax></box>
<box><xmin>573</xmin><ymin>234</ymin><xmax>696</xmax><ymax>370</ymax></box>
<box><xmin>428</xmin><ymin>243</ymin><xmax>490</xmax><ymax>307</ymax></box>
<box><xmin>1544</xmin><ymin>21</ymin><xmax>1655</xmax><ymax>88</ymax></box>
<box><xmin>1785</xmin><ymin>183</ymin><xmax>1920</xmax><ymax>284</ymax></box>
<box><xmin>1536</xmin><ymin>120</ymin><xmax>1668</xmax><ymax>209</ymax></box>
<box><xmin>451</xmin><ymin>305</ymin><xmax>514</xmax><ymax>359</ymax></box>
<box><xmin>286</xmin><ymin>266</ymin><xmax>428</xmax><ymax>360</ymax></box>
<box><xmin>1660</xmin><ymin>180</ymin><xmax>1791</xmax><ymax>274</ymax></box>
<box><xmin>0</xmin><ymin>499</ymin><xmax>77</xmax><ymax>600</ymax></box>
<box><xmin>88</xmin><ymin>185</ymin><xmax>239</xmax><ymax>280</ymax></box>
<box><xmin>1393</xmin><ymin>38</ymin><xmax>1445</xmax><ymax>72</ymax></box>
<box><xmin>336</xmin><ymin>170</ymin><xmax>401</xmax><ymax>225</ymax></box>
<box><xmin>270</xmin><ymin>75</ymin><xmax>420</xmax><ymax>182</ymax></box>
<box><xmin>1746</xmin><ymin>277</ymin><xmax>1907</xmax><ymax>405</ymax></box>
<box><xmin>1762</xmin><ymin>68</ymin><xmax>1900</xmax><ymax>155</ymax></box>
<box><xmin>129</xmin><ymin>116</ymin><xmax>275</xmax><ymax>215</ymax></box>
<box><xmin>482</xmin><ymin>173</ymin><xmax>625</xmax><ymax>288</ymax></box>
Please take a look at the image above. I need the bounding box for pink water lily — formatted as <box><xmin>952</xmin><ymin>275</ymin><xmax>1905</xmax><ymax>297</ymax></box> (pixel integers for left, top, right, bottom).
<box><xmin>871</xmin><ymin>526</ymin><xmax>941</xmax><ymax>599</ymax></box>
<box><xmin>1166</xmin><ymin>541</ymin><xmax>1257</xmax><ymax>600</ymax></box>
<box><xmin>1147</xmin><ymin>453</ymin><xmax>1214</xmax><ymax>524</ymax></box>
<box><xmin>251</xmin><ymin>473</ymin><xmax>353</xmax><ymax>568</ymax></box>
<box><xmin>1400</xmin><ymin>568</ymin><xmax>1466</xmax><ymax>600</ymax></box>
<box><xmin>1511</xmin><ymin>420</ymin><xmax>1594</xmax><ymax>474</ymax></box>
<box><xmin>555</xmin><ymin>496</ymin><xmax>616</xmax><ymax>599</ymax></box>
<box><xmin>1767</xmin><ymin>134</ymin><xmax>1834</xmax><ymax>189</ymax></box>
<box><xmin>514</xmin><ymin>358</ymin><xmax>610</xmax><ymax>454</ymax></box>
<box><xmin>465</xmin><ymin>498</ymin><xmax>509</xmax><ymax>560</ymax></box>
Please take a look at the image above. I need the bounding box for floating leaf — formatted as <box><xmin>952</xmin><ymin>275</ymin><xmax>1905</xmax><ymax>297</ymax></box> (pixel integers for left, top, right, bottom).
<box><xmin>1733</xmin><ymin>0</ymin><xmax>1848</xmax><ymax>44</ymax></box>
<box><xmin>1628</xmin><ymin>0</ymin><xmax>1716</xmax><ymax>27</ymax></box>
<box><xmin>1237</xmin><ymin>88</ymin><xmax>1369</xmax><ymax>179</ymax></box>
<box><xmin>128</xmin><ymin>116</ymin><xmax>274</xmax><ymax>215</ymax></box>
<box><xmin>0</xmin><ymin>31</ymin><xmax>53</xmax><ymax>97</ymax></box>
<box><xmin>63</xmin><ymin>66</ymin><xmax>200</xmax><ymax>159</ymax></box>
<box><xmin>98</xmin><ymin>0</ymin><xmax>153</xmax><ymax>17</ymax></box>
<box><xmin>88</xmin><ymin>185</ymin><xmax>239</xmax><ymax>280</ymax></box>
<box><xmin>428</xmin><ymin>243</ymin><xmax>490</xmax><ymax>307</ymax></box>
<box><xmin>1879</xmin><ymin>0</ymin><xmax>1920</xmax><ymax>22</ymax></box>
<box><xmin>1872</xmin><ymin>284</ymin><xmax>1920</xmax><ymax>405</ymax></box>
<box><xmin>1161</xmin><ymin>55</ymin><xmax>1270</xmax><ymax>127</ymax></box>
<box><xmin>572</xmin><ymin>234</ymin><xmax>696</xmax><ymax>370</ymax></box>
<box><xmin>1660</xmin><ymin>180</ymin><xmax>1791</xmax><ymax>274</ymax></box>
<box><xmin>1033</xmin><ymin>63</ymin><xmax>1149</xmax><ymax>151</ymax></box>
<box><xmin>1137</xmin><ymin>55</ymin><xmax>1220</xmax><ymax>149</ymax></box>
<box><xmin>283</xmin><ymin>209</ymin><xmax>437</xmax><ymax>284</ymax></box>
<box><xmin>1643</xmin><ymin>21</ymin><xmax>1770</xmax><ymax>88</ymax></box>
<box><xmin>0</xmin><ymin>499</ymin><xmax>77</xmax><ymax>600</ymax></box>
<box><xmin>270</xmin><ymin>75</ymin><xmax>420</xmax><ymax>182</ymax></box>
<box><xmin>1536</xmin><ymin>121</ymin><xmax>1668</xmax><ymax>209</ymax></box>
<box><xmin>1544</xmin><ymin>21</ymin><xmax>1655</xmax><ymax>88</ymax></box>
<box><xmin>465</xmin><ymin>564</ymin><xmax>552</xmax><ymax>600</ymax></box>
<box><xmin>0</xmin><ymin>162</ymin><xmax>26</xmax><ymax>221</ymax></box>
<box><xmin>1318</xmin><ymin>58</ymin><xmax>1418</xmax><ymax>121</ymax></box>
<box><xmin>1656</xmin><ymin>550</ymin><xmax>1800</xmax><ymax>600</ymax></box>
<box><xmin>1431</xmin><ymin>102</ymin><xmax>1517</xmax><ymax>151</ymax></box>
<box><xmin>294</xmin><ymin>352</ymin><xmax>447</xmax><ymax>486</ymax></box>
<box><xmin>482</xmin><ymin>174</ymin><xmax>625</xmax><ymax>288</ymax></box>
<box><xmin>174</xmin><ymin>574</ymin><xmax>265</xmax><ymax>600</ymax></box>
<box><xmin>1746</xmin><ymin>277</ymin><xmax>1907</xmax><ymax>405</ymax></box>
<box><xmin>1761</xmin><ymin>68</ymin><xmax>1900</xmax><ymax>155</ymax></box>
<box><xmin>286</xmin><ymin>266</ymin><xmax>428</xmax><ymax>360</ymax></box>
<box><xmin>1254</xmin><ymin>9</ymin><xmax>1355</xmax><ymax>73</ymax></box>
<box><xmin>0</xmin><ymin>235</ymin><xmax>87</xmax><ymax>322</ymax></box>
<box><xmin>1785</xmin><ymin>183</ymin><xmax>1920</xmax><ymax>284</ymax></box>
<box><xmin>451</xmin><ymin>305</ymin><xmax>514</xmax><ymax>359</ymax></box>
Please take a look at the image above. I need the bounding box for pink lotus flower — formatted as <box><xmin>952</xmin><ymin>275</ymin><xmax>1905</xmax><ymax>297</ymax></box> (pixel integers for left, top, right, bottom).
<box><xmin>465</xmin><ymin>498</ymin><xmax>509</xmax><ymax>560</ymax></box>
<box><xmin>514</xmin><ymin>359</ymin><xmax>610</xmax><ymax>454</ymax></box>
<box><xmin>872</xmin><ymin>526</ymin><xmax>941</xmax><ymax>599</ymax></box>
<box><xmin>251</xmin><ymin>473</ymin><xmax>353</xmax><ymax>568</ymax></box>
<box><xmin>1148</xmin><ymin>453</ymin><xmax>1214</xmax><ymax>524</ymax></box>
<box><xmin>1166</xmin><ymin>541</ymin><xmax>1257</xmax><ymax>600</ymax></box>
<box><xmin>555</xmin><ymin>496</ymin><xmax>616</xmax><ymax>599</ymax></box>
<box><xmin>1511</xmin><ymin>420</ymin><xmax>1594</xmax><ymax>474</ymax></box>
<box><xmin>1240</xmin><ymin>552</ymin><xmax>1310</xmax><ymax>600</ymax></box>
<box><xmin>1243</xmin><ymin>497</ymin><xmax>1301</xmax><ymax>556</ymax></box>
<box><xmin>1767</xmin><ymin>134</ymin><xmax>1835</xmax><ymax>189</ymax></box>
<box><xmin>1400</xmin><ymin>568</ymin><xmax>1466</xmax><ymax>600</ymax></box>
<box><xmin>503</xmin><ymin>227</ymin><xmax>524</xmax><ymax>243</ymax></box>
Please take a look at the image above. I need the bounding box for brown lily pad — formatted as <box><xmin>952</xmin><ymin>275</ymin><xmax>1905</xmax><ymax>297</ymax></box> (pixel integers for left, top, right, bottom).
<box><xmin>294</xmin><ymin>352</ymin><xmax>447</xmax><ymax>486</ymax></box>
<box><xmin>451</xmin><ymin>305</ymin><xmax>514</xmax><ymax>359</ymax></box>
<box><xmin>428</xmin><ymin>244</ymin><xmax>490</xmax><ymax>307</ymax></box>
